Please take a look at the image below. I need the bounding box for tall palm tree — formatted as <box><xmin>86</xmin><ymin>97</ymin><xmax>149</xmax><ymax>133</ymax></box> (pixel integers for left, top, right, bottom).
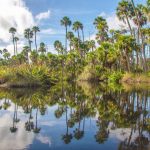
<box><xmin>9</xmin><ymin>27</ymin><xmax>16</xmax><ymax>55</ymax></box>
<box><xmin>54</xmin><ymin>40</ymin><xmax>64</xmax><ymax>55</ymax></box>
<box><xmin>80</xmin><ymin>23</ymin><xmax>84</xmax><ymax>42</ymax></box>
<box><xmin>93</xmin><ymin>16</ymin><xmax>108</xmax><ymax>44</ymax></box>
<box><xmin>72</xmin><ymin>21</ymin><xmax>82</xmax><ymax>40</ymax></box>
<box><xmin>14</xmin><ymin>37</ymin><xmax>19</xmax><ymax>55</ymax></box>
<box><xmin>116</xmin><ymin>0</ymin><xmax>134</xmax><ymax>35</ymax></box>
<box><xmin>67</xmin><ymin>31</ymin><xmax>74</xmax><ymax>51</ymax></box>
<box><xmin>24</xmin><ymin>28</ymin><xmax>33</xmax><ymax>51</ymax></box>
<box><xmin>60</xmin><ymin>17</ymin><xmax>72</xmax><ymax>52</ymax></box>
<box><xmin>32</xmin><ymin>26</ymin><xmax>40</xmax><ymax>52</ymax></box>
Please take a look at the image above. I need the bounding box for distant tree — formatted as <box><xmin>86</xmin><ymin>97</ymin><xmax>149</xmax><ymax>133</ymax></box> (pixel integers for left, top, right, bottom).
<box><xmin>61</xmin><ymin>17</ymin><xmax>72</xmax><ymax>51</ymax></box>
<box><xmin>32</xmin><ymin>26</ymin><xmax>40</xmax><ymax>52</ymax></box>
<box><xmin>9</xmin><ymin>27</ymin><xmax>16</xmax><ymax>55</ymax></box>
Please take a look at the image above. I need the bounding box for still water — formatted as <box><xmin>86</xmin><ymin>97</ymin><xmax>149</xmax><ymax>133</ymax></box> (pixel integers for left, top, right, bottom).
<box><xmin>0</xmin><ymin>82</ymin><xmax>150</xmax><ymax>150</ymax></box>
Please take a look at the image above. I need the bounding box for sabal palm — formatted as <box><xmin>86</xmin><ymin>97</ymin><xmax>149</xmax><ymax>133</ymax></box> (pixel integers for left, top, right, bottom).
<box><xmin>24</xmin><ymin>28</ymin><xmax>33</xmax><ymax>51</ymax></box>
<box><xmin>72</xmin><ymin>21</ymin><xmax>83</xmax><ymax>40</ymax></box>
<box><xmin>9</xmin><ymin>27</ymin><xmax>16</xmax><ymax>55</ymax></box>
<box><xmin>67</xmin><ymin>32</ymin><xmax>74</xmax><ymax>51</ymax></box>
<box><xmin>38</xmin><ymin>42</ymin><xmax>46</xmax><ymax>54</ymax></box>
<box><xmin>89</xmin><ymin>40</ymin><xmax>96</xmax><ymax>51</ymax></box>
<box><xmin>60</xmin><ymin>16</ymin><xmax>72</xmax><ymax>51</ymax></box>
<box><xmin>14</xmin><ymin>37</ymin><xmax>19</xmax><ymax>55</ymax></box>
<box><xmin>54</xmin><ymin>40</ymin><xmax>63</xmax><ymax>54</ymax></box>
<box><xmin>94</xmin><ymin>17</ymin><xmax>108</xmax><ymax>43</ymax></box>
<box><xmin>116</xmin><ymin>0</ymin><xmax>134</xmax><ymax>35</ymax></box>
<box><xmin>32</xmin><ymin>26</ymin><xmax>40</xmax><ymax>52</ymax></box>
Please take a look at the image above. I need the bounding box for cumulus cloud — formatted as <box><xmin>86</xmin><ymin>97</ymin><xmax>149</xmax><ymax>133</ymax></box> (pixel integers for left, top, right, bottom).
<box><xmin>35</xmin><ymin>10</ymin><xmax>51</xmax><ymax>21</ymax></box>
<box><xmin>0</xmin><ymin>0</ymin><xmax>35</xmax><ymax>43</ymax></box>
<box><xmin>98</xmin><ymin>12</ymin><xmax>136</xmax><ymax>31</ymax></box>
<box><xmin>0</xmin><ymin>113</ymin><xmax>34</xmax><ymax>150</ymax></box>
<box><xmin>106</xmin><ymin>13</ymin><xmax>127</xmax><ymax>30</ymax></box>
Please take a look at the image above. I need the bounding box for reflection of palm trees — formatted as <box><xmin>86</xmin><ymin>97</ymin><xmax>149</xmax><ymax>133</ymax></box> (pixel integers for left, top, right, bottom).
<box><xmin>95</xmin><ymin>119</ymin><xmax>109</xmax><ymax>144</ymax></box>
<box><xmin>33</xmin><ymin>108</ymin><xmax>41</xmax><ymax>133</ymax></box>
<box><xmin>10</xmin><ymin>103</ymin><xmax>18</xmax><ymax>133</ymax></box>
<box><xmin>73</xmin><ymin>104</ymin><xmax>85</xmax><ymax>140</ymax></box>
<box><xmin>3</xmin><ymin>98</ymin><xmax>11</xmax><ymax>110</ymax></box>
<box><xmin>25</xmin><ymin>107</ymin><xmax>34</xmax><ymax>132</ymax></box>
<box><xmin>54</xmin><ymin>106</ymin><xmax>65</xmax><ymax>119</ymax></box>
<box><xmin>62</xmin><ymin>106</ymin><xmax>73</xmax><ymax>144</ymax></box>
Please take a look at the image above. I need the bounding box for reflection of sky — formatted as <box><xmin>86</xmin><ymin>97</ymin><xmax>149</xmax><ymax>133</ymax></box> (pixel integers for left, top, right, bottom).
<box><xmin>0</xmin><ymin>100</ymin><xmax>150</xmax><ymax>150</ymax></box>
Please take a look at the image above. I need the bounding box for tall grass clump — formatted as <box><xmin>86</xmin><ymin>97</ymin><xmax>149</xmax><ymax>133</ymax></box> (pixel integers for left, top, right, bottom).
<box><xmin>0</xmin><ymin>64</ymin><xmax>56</xmax><ymax>88</ymax></box>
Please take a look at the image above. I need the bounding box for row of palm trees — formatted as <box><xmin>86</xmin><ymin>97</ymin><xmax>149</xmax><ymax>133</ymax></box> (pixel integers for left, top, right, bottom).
<box><xmin>9</xmin><ymin>26</ymin><xmax>40</xmax><ymax>56</ymax></box>
<box><xmin>0</xmin><ymin>0</ymin><xmax>149</xmax><ymax>76</ymax></box>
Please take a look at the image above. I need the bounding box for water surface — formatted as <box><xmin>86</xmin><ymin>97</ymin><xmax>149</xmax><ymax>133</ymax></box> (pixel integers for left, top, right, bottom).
<box><xmin>0</xmin><ymin>82</ymin><xmax>150</xmax><ymax>150</ymax></box>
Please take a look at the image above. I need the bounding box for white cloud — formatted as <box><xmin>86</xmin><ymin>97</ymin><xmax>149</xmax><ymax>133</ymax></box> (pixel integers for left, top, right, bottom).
<box><xmin>40</xmin><ymin>28</ymin><xmax>64</xmax><ymax>36</ymax></box>
<box><xmin>98</xmin><ymin>12</ymin><xmax>136</xmax><ymax>31</ymax></box>
<box><xmin>35</xmin><ymin>10</ymin><xmax>51</xmax><ymax>21</ymax></box>
<box><xmin>0</xmin><ymin>113</ymin><xmax>34</xmax><ymax>150</ymax></box>
<box><xmin>40</xmin><ymin>28</ymin><xmax>56</xmax><ymax>35</ymax></box>
<box><xmin>0</xmin><ymin>0</ymin><xmax>35</xmax><ymax>43</ymax></box>
<box><xmin>99</xmin><ymin>12</ymin><xmax>107</xmax><ymax>17</ymax></box>
<box><xmin>106</xmin><ymin>13</ymin><xmax>136</xmax><ymax>31</ymax></box>
<box><xmin>106</xmin><ymin>13</ymin><xmax>126</xmax><ymax>30</ymax></box>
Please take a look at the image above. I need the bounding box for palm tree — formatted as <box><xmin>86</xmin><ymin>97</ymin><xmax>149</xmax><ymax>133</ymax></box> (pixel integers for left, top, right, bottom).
<box><xmin>116</xmin><ymin>0</ymin><xmax>134</xmax><ymax>35</ymax></box>
<box><xmin>88</xmin><ymin>40</ymin><xmax>96</xmax><ymax>51</ymax></box>
<box><xmin>32</xmin><ymin>26</ymin><xmax>40</xmax><ymax>52</ymax></box>
<box><xmin>80</xmin><ymin>23</ymin><xmax>84</xmax><ymax>42</ymax></box>
<box><xmin>22</xmin><ymin>46</ymin><xmax>30</xmax><ymax>63</ymax></box>
<box><xmin>93</xmin><ymin>16</ymin><xmax>108</xmax><ymax>44</ymax></box>
<box><xmin>72</xmin><ymin>21</ymin><xmax>82</xmax><ymax>40</ymax></box>
<box><xmin>38</xmin><ymin>42</ymin><xmax>46</xmax><ymax>54</ymax></box>
<box><xmin>60</xmin><ymin>16</ymin><xmax>72</xmax><ymax>51</ymax></box>
<box><xmin>9</xmin><ymin>27</ymin><xmax>16</xmax><ymax>55</ymax></box>
<box><xmin>14</xmin><ymin>37</ymin><xmax>19</xmax><ymax>55</ymax></box>
<box><xmin>54</xmin><ymin>40</ymin><xmax>64</xmax><ymax>54</ymax></box>
<box><xmin>3</xmin><ymin>49</ymin><xmax>10</xmax><ymax>60</ymax></box>
<box><xmin>67</xmin><ymin>31</ymin><xmax>74</xmax><ymax>51</ymax></box>
<box><xmin>24</xmin><ymin>28</ymin><xmax>33</xmax><ymax>51</ymax></box>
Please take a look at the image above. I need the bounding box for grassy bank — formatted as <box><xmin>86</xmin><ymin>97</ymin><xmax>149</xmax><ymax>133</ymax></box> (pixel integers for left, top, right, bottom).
<box><xmin>122</xmin><ymin>72</ymin><xmax>150</xmax><ymax>83</ymax></box>
<box><xmin>0</xmin><ymin>64</ymin><xmax>149</xmax><ymax>88</ymax></box>
<box><xmin>0</xmin><ymin>64</ymin><xmax>57</xmax><ymax>88</ymax></box>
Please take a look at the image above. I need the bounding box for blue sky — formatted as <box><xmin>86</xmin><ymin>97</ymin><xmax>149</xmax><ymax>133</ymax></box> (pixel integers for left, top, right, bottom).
<box><xmin>0</xmin><ymin>0</ymin><xmax>147</xmax><ymax>53</ymax></box>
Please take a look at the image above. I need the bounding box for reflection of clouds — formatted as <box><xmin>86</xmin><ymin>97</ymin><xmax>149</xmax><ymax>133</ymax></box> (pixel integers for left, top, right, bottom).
<box><xmin>0</xmin><ymin>113</ymin><xmax>34</xmax><ymax>150</ymax></box>
<box><xmin>40</xmin><ymin>121</ymin><xmax>64</xmax><ymax>127</ymax></box>
<box><xmin>36</xmin><ymin>134</ymin><xmax>52</xmax><ymax>147</ymax></box>
<box><xmin>109</xmin><ymin>128</ymin><xmax>150</xmax><ymax>142</ymax></box>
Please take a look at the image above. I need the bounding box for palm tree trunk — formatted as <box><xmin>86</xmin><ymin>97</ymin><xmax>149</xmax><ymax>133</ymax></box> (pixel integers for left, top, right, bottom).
<box><xmin>141</xmin><ymin>41</ymin><xmax>147</xmax><ymax>71</ymax></box>
<box><xmin>35</xmin><ymin>32</ymin><xmax>38</xmax><ymax>52</ymax></box>
<box><xmin>35</xmin><ymin>108</ymin><xmax>38</xmax><ymax>129</ymax></box>
<box><xmin>125</xmin><ymin>13</ymin><xmax>133</xmax><ymax>36</ymax></box>
<box><xmin>125</xmin><ymin>51</ymin><xmax>131</xmax><ymax>72</ymax></box>
<box><xmin>16</xmin><ymin>41</ymin><xmax>18</xmax><ymax>55</ymax></box>
<box><xmin>82</xmin><ymin>29</ymin><xmax>84</xmax><ymax>42</ymax></box>
<box><xmin>13</xmin><ymin>35</ymin><xmax>16</xmax><ymax>55</ymax></box>
<box><xmin>65</xmin><ymin>26</ymin><xmax>68</xmax><ymax>52</ymax></box>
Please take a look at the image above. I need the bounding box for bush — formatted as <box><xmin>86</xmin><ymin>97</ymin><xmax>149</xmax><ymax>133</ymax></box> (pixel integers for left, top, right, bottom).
<box><xmin>108</xmin><ymin>71</ymin><xmax>123</xmax><ymax>83</ymax></box>
<box><xmin>0</xmin><ymin>64</ymin><xmax>56</xmax><ymax>87</ymax></box>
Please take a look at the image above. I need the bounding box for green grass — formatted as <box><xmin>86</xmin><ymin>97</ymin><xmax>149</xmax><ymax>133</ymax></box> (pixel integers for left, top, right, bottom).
<box><xmin>122</xmin><ymin>72</ymin><xmax>150</xmax><ymax>83</ymax></box>
<box><xmin>0</xmin><ymin>64</ymin><xmax>57</xmax><ymax>88</ymax></box>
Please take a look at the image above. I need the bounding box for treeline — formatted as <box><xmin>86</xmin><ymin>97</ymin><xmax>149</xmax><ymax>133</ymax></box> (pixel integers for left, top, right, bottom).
<box><xmin>0</xmin><ymin>0</ymin><xmax>150</xmax><ymax>83</ymax></box>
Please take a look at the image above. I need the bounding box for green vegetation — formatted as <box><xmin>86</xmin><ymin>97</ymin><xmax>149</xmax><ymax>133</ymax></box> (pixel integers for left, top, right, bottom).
<box><xmin>0</xmin><ymin>0</ymin><xmax>150</xmax><ymax>87</ymax></box>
